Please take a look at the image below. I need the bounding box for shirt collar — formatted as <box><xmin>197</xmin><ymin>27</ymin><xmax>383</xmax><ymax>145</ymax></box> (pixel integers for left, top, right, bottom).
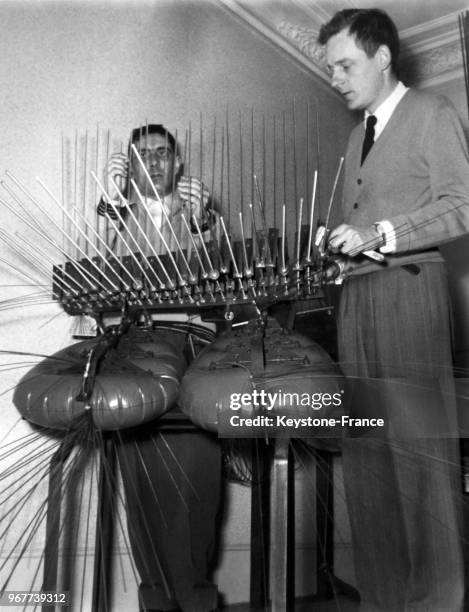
<box><xmin>364</xmin><ymin>81</ymin><xmax>409</xmax><ymax>140</ymax></box>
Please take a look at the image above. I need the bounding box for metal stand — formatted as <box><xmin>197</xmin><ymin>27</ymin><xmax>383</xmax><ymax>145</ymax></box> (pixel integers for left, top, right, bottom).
<box><xmin>312</xmin><ymin>451</ymin><xmax>359</xmax><ymax>603</ymax></box>
<box><xmin>269</xmin><ymin>443</ymin><xmax>359</xmax><ymax>611</ymax></box>
<box><xmin>250</xmin><ymin>440</ymin><xmax>271</xmax><ymax>610</ymax></box>
<box><xmin>42</xmin><ymin>435</ymin><xmax>75</xmax><ymax>612</ymax></box>
<box><xmin>41</xmin><ymin>424</ymin><xmax>358</xmax><ymax>611</ymax></box>
<box><xmin>91</xmin><ymin>436</ymin><xmax>117</xmax><ymax>612</ymax></box>
<box><xmin>271</xmin><ymin>438</ymin><xmax>293</xmax><ymax>612</ymax></box>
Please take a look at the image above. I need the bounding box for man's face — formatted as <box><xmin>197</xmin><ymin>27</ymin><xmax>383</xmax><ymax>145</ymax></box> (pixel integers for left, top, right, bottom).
<box><xmin>325</xmin><ymin>28</ymin><xmax>387</xmax><ymax>113</ymax></box>
<box><xmin>131</xmin><ymin>133</ymin><xmax>180</xmax><ymax>197</ymax></box>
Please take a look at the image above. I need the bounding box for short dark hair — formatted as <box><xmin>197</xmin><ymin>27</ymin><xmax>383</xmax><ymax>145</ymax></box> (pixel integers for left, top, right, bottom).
<box><xmin>318</xmin><ymin>9</ymin><xmax>400</xmax><ymax>75</ymax></box>
<box><xmin>130</xmin><ymin>124</ymin><xmax>179</xmax><ymax>155</ymax></box>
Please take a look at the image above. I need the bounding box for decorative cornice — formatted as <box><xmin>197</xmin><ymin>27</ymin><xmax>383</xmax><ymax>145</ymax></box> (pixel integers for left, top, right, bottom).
<box><xmin>400</xmin><ymin>11</ymin><xmax>460</xmax><ymax>46</ymax></box>
<box><xmin>276</xmin><ymin>21</ymin><xmax>325</xmax><ymax>69</ymax></box>
<box><xmin>400</xmin><ymin>12</ymin><xmax>464</xmax><ymax>88</ymax></box>
<box><xmin>216</xmin><ymin>0</ymin><xmax>344</xmax><ymax>101</ymax></box>
<box><xmin>217</xmin><ymin>1</ymin><xmax>466</xmax><ymax>92</ymax></box>
<box><xmin>400</xmin><ymin>39</ymin><xmax>463</xmax><ymax>87</ymax></box>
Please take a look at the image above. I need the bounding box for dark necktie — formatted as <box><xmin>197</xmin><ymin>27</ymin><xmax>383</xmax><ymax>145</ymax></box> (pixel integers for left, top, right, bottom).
<box><xmin>361</xmin><ymin>115</ymin><xmax>377</xmax><ymax>165</ymax></box>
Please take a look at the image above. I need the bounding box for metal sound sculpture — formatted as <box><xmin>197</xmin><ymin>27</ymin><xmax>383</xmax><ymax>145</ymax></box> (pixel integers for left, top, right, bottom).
<box><xmin>3</xmin><ymin>15</ymin><xmax>469</xmax><ymax>606</ymax></box>
<box><xmin>0</xmin><ymin>110</ymin><xmax>348</xmax><ymax>611</ymax></box>
<box><xmin>2</xmin><ymin>129</ymin><xmax>346</xmax><ymax>434</ymax></box>
<box><xmin>5</xmin><ymin>102</ymin><xmax>461</xmax><ymax>610</ymax></box>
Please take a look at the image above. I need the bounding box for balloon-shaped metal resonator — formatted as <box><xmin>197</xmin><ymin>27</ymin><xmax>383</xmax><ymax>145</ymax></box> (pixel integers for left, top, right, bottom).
<box><xmin>179</xmin><ymin>318</ymin><xmax>344</xmax><ymax>433</ymax></box>
<box><xmin>13</xmin><ymin>327</ymin><xmax>186</xmax><ymax>431</ymax></box>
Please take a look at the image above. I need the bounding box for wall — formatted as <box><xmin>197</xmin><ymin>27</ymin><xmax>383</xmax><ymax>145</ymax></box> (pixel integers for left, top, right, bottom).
<box><xmin>0</xmin><ymin>0</ymin><xmax>354</xmax><ymax>608</ymax></box>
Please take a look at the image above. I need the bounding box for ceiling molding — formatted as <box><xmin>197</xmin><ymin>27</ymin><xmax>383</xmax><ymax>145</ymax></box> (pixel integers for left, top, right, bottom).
<box><xmin>276</xmin><ymin>21</ymin><xmax>324</xmax><ymax>66</ymax></box>
<box><xmin>400</xmin><ymin>11</ymin><xmax>463</xmax><ymax>89</ymax></box>
<box><xmin>400</xmin><ymin>11</ymin><xmax>460</xmax><ymax>44</ymax></box>
<box><xmin>216</xmin><ymin>0</ymin><xmax>344</xmax><ymax>100</ymax></box>
<box><xmin>217</xmin><ymin>1</ymin><xmax>466</xmax><ymax>93</ymax></box>
<box><xmin>401</xmin><ymin>39</ymin><xmax>463</xmax><ymax>88</ymax></box>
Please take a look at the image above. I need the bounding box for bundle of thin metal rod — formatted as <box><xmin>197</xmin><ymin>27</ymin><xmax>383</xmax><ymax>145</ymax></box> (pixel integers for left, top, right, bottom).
<box><xmin>0</xmin><ymin>162</ymin><xmax>342</xmax><ymax>321</ymax></box>
<box><xmin>0</xmin><ymin>106</ymin><xmax>338</xmax><ymax>322</ymax></box>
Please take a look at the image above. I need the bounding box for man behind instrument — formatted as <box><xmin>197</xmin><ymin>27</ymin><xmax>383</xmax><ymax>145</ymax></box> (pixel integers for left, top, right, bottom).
<box><xmin>318</xmin><ymin>9</ymin><xmax>469</xmax><ymax>611</ymax></box>
<box><xmin>98</xmin><ymin>123</ymin><xmax>218</xmax><ymax>257</ymax></box>
<box><xmin>98</xmin><ymin>124</ymin><xmax>220</xmax><ymax>612</ymax></box>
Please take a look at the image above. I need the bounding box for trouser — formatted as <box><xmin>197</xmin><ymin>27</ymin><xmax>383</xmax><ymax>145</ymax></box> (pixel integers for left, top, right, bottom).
<box><xmin>118</xmin><ymin>427</ymin><xmax>221</xmax><ymax>612</ymax></box>
<box><xmin>338</xmin><ymin>263</ymin><xmax>464</xmax><ymax>612</ymax></box>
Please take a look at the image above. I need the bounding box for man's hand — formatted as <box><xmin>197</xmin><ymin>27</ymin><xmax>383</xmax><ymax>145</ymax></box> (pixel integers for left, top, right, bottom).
<box><xmin>177</xmin><ymin>177</ymin><xmax>210</xmax><ymax>219</ymax></box>
<box><xmin>311</xmin><ymin>258</ymin><xmax>351</xmax><ymax>285</ymax></box>
<box><xmin>104</xmin><ymin>152</ymin><xmax>129</xmax><ymax>199</ymax></box>
<box><xmin>328</xmin><ymin>223</ymin><xmax>382</xmax><ymax>256</ymax></box>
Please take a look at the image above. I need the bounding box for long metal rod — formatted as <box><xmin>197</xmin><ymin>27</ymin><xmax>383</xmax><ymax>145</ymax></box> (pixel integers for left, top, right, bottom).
<box><xmin>0</xmin><ymin>194</ymin><xmax>102</xmax><ymax>291</ymax></box>
<box><xmin>108</xmin><ymin>177</ymin><xmax>172</xmax><ymax>288</ymax></box>
<box><xmin>254</xmin><ymin>174</ymin><xmax>272</xmax><ymax>264</ymax></box>
<box><xmin>61</xmin><ymin>132</ymin><xmax>66</xmax><ymax>258</ymax></box>
<box><xmin>36</xmin><ymin>177</ymin><xmax>127</xmax><ymax>288</ymax></box>
<box><xmin>281</xmin><ymin>204</ymin><xmax>286</xmax><ymax>272</ymax></box>
<box><xmin>103</xmin><ymin>199</ymin><xmax>158</xmax><ymax>290</ymax></box>
<box><xmin>271</xmin><ymin>438</ymin><xmax>290</xmax><ymax>612</ymax></box>
<box><xmin>220</xmin><ymin>127</ymin><xmax>224</xmax><ymax>219</ymax></box>
<box><xmin>73</xmin><ymin>207</ymin><xmax>136</xmax><ymax>289</ymax></box>
<box><xmin>249</xmin><ymin>203</ymin><xmax>262</xmax><ymax>264</ymax></box>
<box><xmin>296</xmin><ymin>197</ymin><xmax>303</xmax><ymax>264</ymax></box>
<box><xmin>1</xmin><ymin>231</ymin><xmax>77</xmax><ymax>295</ymax></box>
<box><xmin>83</xmin><ymin>130</ymin><xmax>89</xmax><ymax>257</ymax></box>
<box><xmin>130</xmin><ymin>144</ymin><xmax>193</xmax><ymax>276</ymax></box>
<box><xmin>239</xmin><ymin>211</ymin><xmax>251</xmax><ymax>276</ymax></box>
<box><xmin>90</xmin><ymin>172</ymin><xmax>158</xmax><ymax>289</ymax></box>
<box><xmin>306</xmin><ymin>170</ymin><xmax>318</xmax><ymax>262</ymax></box>
<box><xmin>4</xmin><ymin>173</ymin><xmax>114</xmax><ymax>291</ymax></box>
<box><xmin>239</xmin><ymin>111</ymin><xmax>244</xmax><ymax>219</ymax></box>
<box><xmin>1</xmin><ymin>180</ymin><xmax>49</xmax><ymax>236</ymax></box>
<box><xmin>180</xmin><ymin>214</ymin><xmax>207</xmax><ymax>277</ymax></box>
<box><xmin>130</xmin><ymin>180</ymin><xmax>185</xmax><ymax>286</ymax></box>
<box><xmin>94</xmin><ymin>123</ymin><xmax>100</xmax><ymax>252</ymax></box>
<box><xmin>191</xmin><ymin>215</ymin><xmax>217</xmax><ymax>279</ymax></box>
<box><xmin>220</xmin><ymin>216</ymin><xmax>240</xmax><ymax>277</ymax></box>
<box><xmin>15</xmin><ymin>235</ymin><xmax>79</xmax><ymax>295</ymax></box>
<box><xmin>74</xmin><ymin>130</ymin><xmax>78</xmax><ymax>257</ymax></box>
<box><xmin>323</xmin><ymin>157</ymin><xmax>344</xmax><ymax>237</ymax></box>
<box><xmin>226</xmin><ymin>107</ymin><xmax>231</xmax><ymax>223</ymax></box>
<box><xmin>0</xmin><ymin>255</ymin><xmax>47</xmax><ymax>292</ymax></box>
<box><xmin>0</xmin><ymin>231</ymin><xmax>52</xmax><ymax>281</ymax></box>
<box><xmin>292</xmin><ymin>99</ymin><xmax>298</xmax><ymax>218</ymax></box>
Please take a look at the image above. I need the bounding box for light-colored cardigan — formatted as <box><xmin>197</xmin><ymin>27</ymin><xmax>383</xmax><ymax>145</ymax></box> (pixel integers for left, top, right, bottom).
<box><xmin>341</xmin><ymin>88</ymin><xmax>469</xmax><ymax>276</ymax></box>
